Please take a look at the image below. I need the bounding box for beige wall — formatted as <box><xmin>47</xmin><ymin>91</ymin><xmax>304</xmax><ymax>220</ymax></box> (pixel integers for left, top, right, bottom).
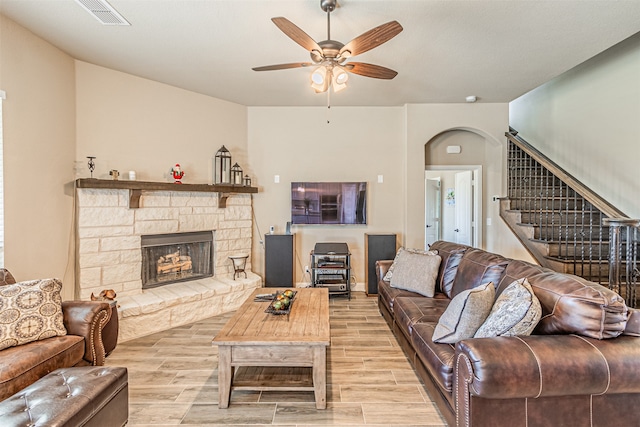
<box><xmin>248</xmin><ymin>104</ymin><xmax>534</xmax><ymax>287</ymax></box>
<box><xmin>0</xmin><ymin>15</ymin><xmax>77</xmax><ymax>299</ymax></box>
<box><xmin>510</xmin><ymin>32</ymin><xmax>640</xmax><ymax>218</ymax></box>
<box><xmin>405</xmin><ymin>103</ymin><xmax>532</xmax><ymax>261</ymax></box>
<box><xmin>75</xmin><ymin>61</ymin><xmax>248</xmax><ymax>184</ymax></box>
<box><xmin>248</xmin><ymin>106</ymin><xmax>405</xmax><ymax>286</ymax></box>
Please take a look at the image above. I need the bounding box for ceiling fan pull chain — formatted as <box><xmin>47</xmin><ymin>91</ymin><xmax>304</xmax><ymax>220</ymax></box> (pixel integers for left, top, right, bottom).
<box><xmin>327</xmin><ymin>89</ymin><xmax>331</xmax><ymax>124</ymax></box>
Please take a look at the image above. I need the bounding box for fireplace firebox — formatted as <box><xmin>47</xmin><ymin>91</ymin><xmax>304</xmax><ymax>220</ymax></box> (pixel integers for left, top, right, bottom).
<box><xmin>141</xmin><ymin>231</ymin><xmax>214</xmax><ymax>289</ymax></box>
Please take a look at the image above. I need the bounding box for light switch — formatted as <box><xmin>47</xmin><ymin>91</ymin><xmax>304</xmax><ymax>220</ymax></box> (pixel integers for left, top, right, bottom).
<box><xmin>377</xmin><ymin>175</ymin><xmax>384</xmax><ymax>183</ymax></box>
<box><xmin>486</xmin><ymin>218</ymin><xmax>492</xmax><ymax>226</ymax></box>
<box><xmin>274</xmin><ymin>175</ymin><xmax>280</xmax><ymax>183</ymax></box>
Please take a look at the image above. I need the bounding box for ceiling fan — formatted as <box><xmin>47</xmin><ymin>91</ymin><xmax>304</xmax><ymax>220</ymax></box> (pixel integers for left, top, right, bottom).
<box><xmin>252</xmin><ymin>0</ymin><xmax>403</xmax><ymax>94</ymax></box>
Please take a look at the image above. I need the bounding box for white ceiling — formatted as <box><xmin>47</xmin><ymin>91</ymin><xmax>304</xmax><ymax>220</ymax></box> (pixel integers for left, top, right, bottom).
<box><xmin>2</xmin><ymin>0</ymin><xmax>640</xmax><ymax>107</ymax></box>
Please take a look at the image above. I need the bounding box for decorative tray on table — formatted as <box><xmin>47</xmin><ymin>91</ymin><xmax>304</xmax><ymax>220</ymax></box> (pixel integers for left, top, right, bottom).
<box><xmin>259</xmin><ymin>290</ymin><xmax>297</xmax><ymax>315</ymax></box>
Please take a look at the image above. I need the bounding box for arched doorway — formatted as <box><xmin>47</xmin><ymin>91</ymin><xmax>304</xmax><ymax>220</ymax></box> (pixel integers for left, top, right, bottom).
<box><xmin>424</xmin><ymin>128</ymin><xmax>500</xmax><ymax>248</ymax></box>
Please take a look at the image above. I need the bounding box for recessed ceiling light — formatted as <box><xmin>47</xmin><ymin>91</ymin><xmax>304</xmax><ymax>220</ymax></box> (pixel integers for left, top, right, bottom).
<box><xmin>465</xmin><ymin>95</ymin><xmax>477</xmax><ymax>103</ymax></box>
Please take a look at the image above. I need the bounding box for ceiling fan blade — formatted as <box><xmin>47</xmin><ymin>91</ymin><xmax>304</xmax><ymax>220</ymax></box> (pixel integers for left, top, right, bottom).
<box><xmin>345</xmin><ymin>62</ymin><xmax>398</xmax><ymax>79</ymax></box>
<box><xmin>339</xmin><ymin>21</ymin><xmax>403</xmax><ymax>58</ymax></box>
<box><xmin>272</xmin><ymin>17</ymin><xmax>322</xmax><ymax>54</ymax></box>
<box><xmin>252</xmin><ymin>62</ymin><xmax>313</xmax><ymax>71</ymax></box>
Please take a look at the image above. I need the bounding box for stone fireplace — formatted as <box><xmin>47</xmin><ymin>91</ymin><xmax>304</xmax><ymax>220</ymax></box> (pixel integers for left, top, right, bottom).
<box><xmin>75</xmin><ymin>181</ymin><xmax>261</xmax><ymax>342</ymax></box>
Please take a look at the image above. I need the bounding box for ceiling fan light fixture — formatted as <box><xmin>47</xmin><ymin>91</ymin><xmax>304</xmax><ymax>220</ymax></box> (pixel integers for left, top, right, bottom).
<box><xmin>332</xmin><ymin>67</ymin><xmax>349</xmax><ymax>92</ymax></box>
<box><xmin>333</xmin><ymin>67</ymin><xmax>349</xmax><ymax>85</ymax></box>
<box><xmin>253</xmin><ymin>1</ymin><xmax>402</xmax><ymax>101</ymax></box>
<box><xmin>311</xmin><ymin>66</ymin><xmax>329</xmax><ymax>92</ymax></box>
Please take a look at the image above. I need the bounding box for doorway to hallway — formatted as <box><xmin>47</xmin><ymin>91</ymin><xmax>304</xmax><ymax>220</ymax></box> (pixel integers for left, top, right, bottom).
<box><xmin>425</xmin><ymin>166</ymin><xmax>482</xmax><ymax>249</ymax></box>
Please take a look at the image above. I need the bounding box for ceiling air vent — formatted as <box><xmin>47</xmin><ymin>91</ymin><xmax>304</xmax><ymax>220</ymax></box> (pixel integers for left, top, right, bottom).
<box><xmin>75</xmin><ymin>0</ymin><xmax>130</xmax><ymax>26</ymax></box>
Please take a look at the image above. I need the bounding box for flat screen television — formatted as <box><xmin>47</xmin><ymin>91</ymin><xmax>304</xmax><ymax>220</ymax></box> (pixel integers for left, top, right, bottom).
<box><xmin>291</xmin><ymin>182</ymin><xmax>367</xmax><ymax>225</ymax></box>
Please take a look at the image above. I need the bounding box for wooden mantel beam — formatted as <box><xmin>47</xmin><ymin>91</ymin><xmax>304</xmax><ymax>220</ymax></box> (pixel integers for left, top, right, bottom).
<box><xmin>75</xmin><ymin>179</ymin><xmax>257</xmax><ymax>209</ymax></box>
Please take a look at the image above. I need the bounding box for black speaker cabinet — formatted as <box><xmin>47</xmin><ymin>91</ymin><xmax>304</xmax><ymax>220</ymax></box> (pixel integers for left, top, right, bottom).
<box><xmin>365</xmin><ymin>233</ymin><xmax>397</xmax><ymax>295</ymax></box>
<box><xmin>265</xmin><ymin>234</ymin><xmax>295</xmax><ymax>287</ymax></box>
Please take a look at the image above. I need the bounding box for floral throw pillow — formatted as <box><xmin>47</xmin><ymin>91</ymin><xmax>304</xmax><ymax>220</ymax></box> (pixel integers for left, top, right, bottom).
<box><xmin>474</xmin><ymin>278</ymin><xmax>542</xmax><ymax>338</ymax></box>
<box><xmin>383</xmin><ymin>247</ymin><xmax>438</xmax><ymax>282</ymax></box>
<box><xmin>0</xmin><ymin>278</ymin><xmax>67</xmax><ymax>351</ymax></box>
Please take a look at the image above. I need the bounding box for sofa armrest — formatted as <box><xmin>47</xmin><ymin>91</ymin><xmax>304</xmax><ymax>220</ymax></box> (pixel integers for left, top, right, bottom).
<box><xmin>62</xmin><ymin>301</ymin><xmax>111</xmax><ymax>366</ymax></box>
<box><xmin>375</xmin><ymin>260</ymin><xmax>393</xmax><ymax>282</ymax></box>
<box><xmin>455</xmin><ymin>334</ymin><xmax>640</xmax><ymax>401</ymax></box>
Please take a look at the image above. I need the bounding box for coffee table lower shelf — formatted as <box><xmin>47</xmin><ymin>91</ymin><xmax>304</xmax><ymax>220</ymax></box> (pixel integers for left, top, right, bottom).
<box><xmin>217</xmin><ymin>344</ymin><xmax>327</xmax><ymax>409</ymax></box>
<box><xmin>232</xmin><ymin>366</ymin><xmax>314</xmax><ymax>392</ymax></box>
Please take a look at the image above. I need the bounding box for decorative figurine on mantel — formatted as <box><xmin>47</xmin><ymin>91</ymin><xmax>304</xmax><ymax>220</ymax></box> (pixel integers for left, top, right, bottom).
<box><xmin>171</xmin><ymin>163</ymin><xmax>185</xmax><ymax>183</ymax></box>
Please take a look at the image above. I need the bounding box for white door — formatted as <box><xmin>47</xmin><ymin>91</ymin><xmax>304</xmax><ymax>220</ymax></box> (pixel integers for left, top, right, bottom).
<box><xmin>425</xmin><ymin>178</ymin><xmax>440</xmax><ymax>247</ymax></box>
<box><xmin>454</xmin><ymin>171</ymin><xmax>473</xmax><ymax>245</ymax></box>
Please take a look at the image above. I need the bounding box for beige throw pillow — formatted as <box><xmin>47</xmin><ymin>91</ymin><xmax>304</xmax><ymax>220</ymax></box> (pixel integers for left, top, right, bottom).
<box><xmin>390</xmin><ymin>251</ymin><xmax>442</xmax><ymax>297</ymax></box>
<box><xmin>432</xmin><ymin>282</ymin><xmax>495</xmax><ymax>343</ymax></box>
<box><xmin>383</xmin><ymin>247</ymin><xmax>438</xmax><ymax>282</ymax></box>
<box><xmin>0</xmin><ymin>278</ymin><xmax>67</xmax><ymax>351</ymax></box>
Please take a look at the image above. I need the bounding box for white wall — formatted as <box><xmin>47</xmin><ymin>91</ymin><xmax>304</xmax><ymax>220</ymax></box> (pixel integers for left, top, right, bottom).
<box><xmin>510</xmin><ymin>32</ymin><xmax>640</xmax><ymax>218</ymax></box>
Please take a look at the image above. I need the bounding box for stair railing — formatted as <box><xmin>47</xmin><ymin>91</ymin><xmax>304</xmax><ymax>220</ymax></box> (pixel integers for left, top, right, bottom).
<box><xmin>603</xmin><ymin>218</ymin><xmax>639</xmax><ymax>307</ymax></box>
<box><xmin>506</xmin><ymin>128</ymin><xmax>638</xmax><ymax>307</ymax></box>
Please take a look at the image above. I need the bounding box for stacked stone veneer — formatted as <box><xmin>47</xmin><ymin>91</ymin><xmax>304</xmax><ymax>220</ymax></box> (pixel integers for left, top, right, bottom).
<box><xmin>76</xmin><ymin>188</ymin><xmax>261</xmax><ymax>342</ymax></box>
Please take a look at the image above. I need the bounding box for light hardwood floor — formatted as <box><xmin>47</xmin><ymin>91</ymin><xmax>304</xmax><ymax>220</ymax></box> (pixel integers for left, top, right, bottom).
<box><xmin>105</xmin><ymin>291</ymin><xmax>447</xmax><ymax>426</ymax></box>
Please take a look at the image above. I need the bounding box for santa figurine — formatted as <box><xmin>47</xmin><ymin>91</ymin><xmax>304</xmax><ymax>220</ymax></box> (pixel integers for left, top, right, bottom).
<box><xmin>171</xmin><ymin>164</ymin><xmax>185</xmax><ymax>183</ymax></box>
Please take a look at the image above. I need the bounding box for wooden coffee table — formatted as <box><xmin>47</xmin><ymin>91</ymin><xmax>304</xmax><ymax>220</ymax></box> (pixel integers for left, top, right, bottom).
<box><xmin>212</xmin><ymin>287</ymin><xmax>330</xmax><ymax>409</ymax></box>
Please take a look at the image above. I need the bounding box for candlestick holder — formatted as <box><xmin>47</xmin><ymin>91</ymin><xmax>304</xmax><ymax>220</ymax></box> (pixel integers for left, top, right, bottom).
<box><xmin>87</xmin><ymin>156</ymin><xmax>96</xmax><ymax>178</ymax></box>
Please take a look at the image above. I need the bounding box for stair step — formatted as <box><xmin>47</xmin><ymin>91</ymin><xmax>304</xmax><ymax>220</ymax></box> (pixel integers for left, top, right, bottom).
<box><xmin>517</xmin><ymin>224</ymin><xmax>607</xmax><ymax>240</ymax></box>
<box><xmin>508</xmin><ymin>188</ymin><xmax>571</xmax><ymax>198</ymax></box>
<box><xmin>517</xmin><ymin>212</ymin><xmax>604</xmax><ymax>224</ymax></box>
<box><xmin>544</xmin><ymin>256</ymin><xmax>611</xmax><ymax>279</ymax></box>
<box><xmin>510</xmin><ymin>199</ymin><xmax>588</xmax><ymax>210</ymax></box>
<box><xmin>529</xmin><ymin>239</ymin><xmax>611</xmax><ymax>257</ymax></box>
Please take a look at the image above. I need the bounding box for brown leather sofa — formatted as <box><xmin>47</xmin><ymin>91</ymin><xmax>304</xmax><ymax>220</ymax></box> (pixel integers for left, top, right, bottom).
<box><xmin>0</xmin><ymin>270</ymin><xmax>112</xmax><ymax>401</ymax></box>
<box><xmin>378</xmin><ymin>241</ymin><xmax>640</xmax><ymax>427</ymax></box>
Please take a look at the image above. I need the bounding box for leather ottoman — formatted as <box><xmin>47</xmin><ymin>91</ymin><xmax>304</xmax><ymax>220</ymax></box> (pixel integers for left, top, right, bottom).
<box><xmin>0</xmin><ymin>366</ymin><xmax>128</xmax><ymax>427</ymax></box>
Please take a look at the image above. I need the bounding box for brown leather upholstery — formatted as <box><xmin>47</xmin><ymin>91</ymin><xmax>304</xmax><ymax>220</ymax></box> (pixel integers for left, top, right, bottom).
<box><xmin>102</xmin><ymin>302</ymin><xmax>119</xmax><ymax>356</ymax></box>
<box><xmin>0</xmin><ymin>336</ymin><xmax>85</xmax><ymax>400</ymax></box>
<box><xmin>0</xmin><ymin>366</ymin><xmax>128</xmax><ymax>427</ymax></box>
<box><xmin>429</xmin><ymin>240</ymin><xmax>470</xmax><ymax>295</ymax></box>
<box><xmin>624</xmin><ymin>307</ymin><xmax>640</xmax><ymax>336</ymax></box>
<box><xmin>456</xmin><ymin>334</ymin><xmax>640</xmax><ymax>398</ymax></box>
<box><xmin>0</xmin><ymin>268</ymin><xmax>16</xmax><ymax>285</ymax></box>
<box><xmin>393</xmin><ymin>296</ymin><xmax>449</xmax><ymax>337</ymax></box>
<box><xmin>378</xmin><ymin>278</ymin><xmax>423</xmax><ymax>317</ymax></box>
<box><xmin>412</xmin><ymin>322</ymin><xmax>455</xmax><ymax>393</ymax></box>
<box><xmin>62</xmin><ymin>300</ymin><xmax>111</xmax><ymax>365</ymax></box>
<box><xmin>450</xmin><ymin>248</ymin><xmax>509</xmax><ymax>298</ymax></box>
<box><xmin>379</xmin><ymin>241</ymin><xmax>640</xmax><ymax>427</ymax></box>
<box><xmin>527</xmin><ymin>271</ymin><xmax>628</xmax><ymax>339</ymax></box>
<box><xmin>455</xmin><ymin>335</ymin><xmax>640</xmax><ymax>426</ymax></box>
<box><xmin>494</xmin><ymin>259</ymin><xmax>548</xmax><ymax>297</ymax></box>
